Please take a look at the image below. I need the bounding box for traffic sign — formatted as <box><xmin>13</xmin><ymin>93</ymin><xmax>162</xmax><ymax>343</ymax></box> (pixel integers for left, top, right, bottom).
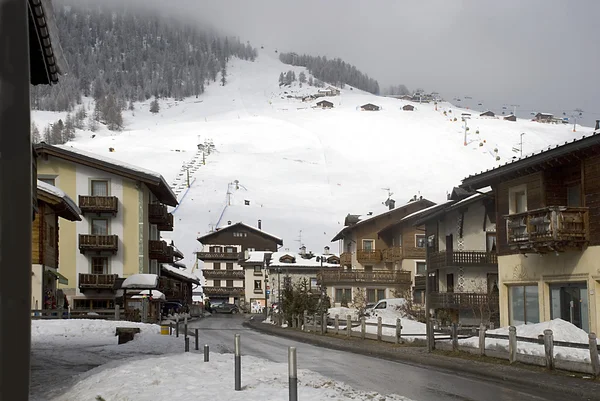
<box><xmin>266</xmin><ymin>290</ymin><xmax>270</xmax><ymax>295</ymax></box>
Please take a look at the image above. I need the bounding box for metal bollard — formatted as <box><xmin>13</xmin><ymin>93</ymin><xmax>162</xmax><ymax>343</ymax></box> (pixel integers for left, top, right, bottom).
<box><xmin>204</xmin><ymin>344</ymin><xmax>209</xmax><ymax>362</ymax></box>
<box><xmin>185</xmin><ymin>337</ymin><xmax>190</xmax><ymax>352</ymax></box>
<box><xmin>288</xmin><ymin>347</ymin><xmax>298</xmax><ymax>401</ymax></box>
<box><xmin>234</xmin><ymin>334</ymin><xmax>241</xmax><ymax>391</ymax></box>
<box><xmin>176</xmin><ymin>317</ymin><xmax>180</xmax><ymax>337</ymax></box>
<box><xmin>195</xmin><ymin>329</ymin><xmax>199</xmax><ymax>351</ymax></box>
<box><xmin>184</xmin><ymin>316</ymin><xmax>188</xmax><ymax>338</ymax></box>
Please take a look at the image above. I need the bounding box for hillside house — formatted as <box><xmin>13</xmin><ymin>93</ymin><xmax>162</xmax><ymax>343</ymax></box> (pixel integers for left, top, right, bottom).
<box><xmin>461</xmin><ymin>132</ymin><xmax>600</xmax><ymax>333</ymax></box>
<box><xmin>480</xmin><ymin>111</ymin><xmax>495</xmax><ymax>117</ymax></box>
<box><xmin>318</xmin><ymin>86</ymin><xmax>341</xmax><ymax>96</ymax></box>
<box><xmin>197</xmin><ymin>221</ymin><xmax>283</xmax><ymax>305</ymax></box>
<box><xmin>414</xmin><ymin>188</ymin><xmax>499</xmax><ymax>327</ymax></box>
<box><xmin>402</xmin><ymin>104</ymin><xmax>415</xmax><ymax>111</ymax></box>
<box><xmin>32</xmin><ymin>181</ymin><xmax>81</xmax><ymax>311</ymax></box>
<box><xmin>535</xmin><ymin>112</ymin><xmax>554</xmax><ymax>123</ymax></box>
<box><xmin>361</xmin><ymin>103</ymin><xmax>380</xmax><ymax>111</ymax></box>
<box><xmin>328</xmin><ymin>198</ymin><xmax>435</xmax><ymax>305</ymax></box>
<box><xmin>504</xmin><ymin>114</ymin><xmax>517</xmax><ymax>122</ymax></box>
<box><xmin>316</xmin><ymin>100</ymin><xmax>334</xmax><ymax>109</ymax></box>
<box><xmin>35</xmin><ymin>143</ymin><xmax>177</xmax><ymax>311</ymax></box>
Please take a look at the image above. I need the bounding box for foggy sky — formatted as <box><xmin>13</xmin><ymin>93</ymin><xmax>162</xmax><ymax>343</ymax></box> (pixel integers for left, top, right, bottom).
<box><xmin>95</xmin><ymin>0</ymin><xmax>600</xmax><ymax>126</ymax></box>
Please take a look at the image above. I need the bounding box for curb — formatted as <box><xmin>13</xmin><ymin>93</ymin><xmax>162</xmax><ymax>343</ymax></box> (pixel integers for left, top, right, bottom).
<box><xmin>244</xmin><ymin>318</ymin><xmax>599</xmax><ymax>400</ymax></box>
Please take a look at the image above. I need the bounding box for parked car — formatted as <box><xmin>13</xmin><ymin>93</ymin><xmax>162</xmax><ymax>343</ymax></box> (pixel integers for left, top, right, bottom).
<box><xmin>364</xmin><ymin>298</ymin><xmax>406</xmax><ymax>317</ymax></box>
<box><xmin>212</xmin><ymin>303</ymin><xmax>239</xmax><ymax>314</ymax></box>
<box><xmin>162</xmin><ymin>301</ymin><xmax>183</xmax><ymax>316</ymax></box>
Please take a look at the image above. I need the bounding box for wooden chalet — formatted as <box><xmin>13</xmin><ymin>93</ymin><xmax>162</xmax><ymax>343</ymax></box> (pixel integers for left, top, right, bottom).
<box><xmin>402</xmin><ymin>104</ymin><xmax>415</xmax><ymax>111</ymax></box>
<box><xmin>504</xmin><ymin>114</ymin><xmax>517</xmax><ymax>122</ymax></box>
<box><xmin>534</xmin><ymin>112</ymin><xmax>554</xmax><ymax>123</ymax></box>
<box><xmin>361</xmin><ymin>103</ymin><xmax>380</xmax><ymax>111</ymax></box>
<box><xmin>316</xmin><ymin>100</ymin><xmax>334</xmax><ymax>109</ymax></box>
<box><xmin>461</xmin><ymin>132</ymin><xmax>600</xmax><ymax>333</ymax></box>
<box><xmin>480</xmin><ymin>111</ymin><xmax>495</xmax><ymax>117</ymax></box>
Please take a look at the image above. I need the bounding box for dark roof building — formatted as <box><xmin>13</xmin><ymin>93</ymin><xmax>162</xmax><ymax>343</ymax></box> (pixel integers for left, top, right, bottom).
<box><xmin>402</xmin><ymin>104</ymin><xmax>415</xmax><ymax>111</ymax></box>
<box><xmin>361</xmin><ymin>103</ymin><xmax>380</xmax><ymax>111</ymax></box>
<box><xmin>316</xmin><ymin>100</ymin><xmax>334</xmax><ymax>109</ymax></box>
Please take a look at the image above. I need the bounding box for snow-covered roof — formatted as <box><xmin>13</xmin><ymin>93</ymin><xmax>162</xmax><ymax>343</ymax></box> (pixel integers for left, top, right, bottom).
<box><xmin>37</xmin><ymin>179</ymin><xmax>81</xmax><ymax>220</ymax></box>
<box><xmin>121</xmin><ymin>274</ymin><xmax>158</xmax><ymax>289</ymax></box>
<box><xmin>268</xmin><ymin>252</ymin><xmax>340</xmax><ymax>268</ymax></box>
<box><xmin>449</xmin><ymin>187</ymin><xmax>492</xmax><ymax>209</ymax></box>
<box><xmin>131</xmin><ymin>290</ymin><xmax>165</xmax><ymax>300</ymax></box>
<box><xmin>244</xmin><ymin>251</ymin><xmax>272</xmax><ymax>264</ymax></box>
<box><xmin>401</xmin><ymin>200</ymin><xmax>452</xmax><ymax>222</ymax></box>
<box><xmin>162</xmin><ymin>264</ymin><xmax>200</xmax><ymax>283</ymax></box>
<box><xmin>199</xmin><ymin>222</ymin><xmax>283</xmax><ymax>244</ymax></box>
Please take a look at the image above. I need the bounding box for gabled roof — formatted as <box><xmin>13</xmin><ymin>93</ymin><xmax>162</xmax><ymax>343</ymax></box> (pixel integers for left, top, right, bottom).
<box><xmin>197</xmin><ymin>222</ymin><xmax>283</xmax><ymax>245</ymax></box>
<box><xmin>267</xmin><ymin>252</ymin><xmax>340</xmax><ymax>268</ymax></box>
<box><xmin>29</xmin><ymin>0</ymin><xmax>68</xmax><ymax>85</ymax></box>
<box><xmin>413</xmin><ymin>189</ymin><xmax>493</xmax><ymax>226</ymax></box>
<box><xmin>37</xmin><ymin>180</ymin><xmax>81</xmax><ymax>221</ymax></box>
<box><xmin>461</xmin><ymin>132</ymin><xmax>600</xmax><ymax>190</ymax></box>
<box><xmin>162</xmin><ymin>264</ymin><xmax>200</xmax><ymax>284</ymax></box>
<box><xmin>378</xmin><ymin>201</ymin><xmax>451</xmax><ymax>236</ymax></box>
<box><xmin>35</xmin><ymin>143</ymin><xmax>178</xmax><ymax>206</ymax></box>
<box><xmin>331</xmin><ymin>198</ymin><xmax>436</xmax><ymax>242</ymax></box>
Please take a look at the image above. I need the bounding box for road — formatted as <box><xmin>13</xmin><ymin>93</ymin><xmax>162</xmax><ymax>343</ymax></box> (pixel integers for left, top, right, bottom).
<box><xmin>190</xmin><ymin>314</ymin><xmax>576</xmax><ymax>401</ymax></box>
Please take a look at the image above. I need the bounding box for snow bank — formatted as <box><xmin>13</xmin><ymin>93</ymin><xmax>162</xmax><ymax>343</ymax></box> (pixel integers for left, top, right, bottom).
<box><xmin>31</xmin><ymin>319</ymin><xmax>160</xmax><ymax>340</ymax></box>
<box><xmin>328</xmin><ymin>306</ymin><xmax>359</xmax><ymax>321</ymax></box>
<box><xmin>121</xmin><ymin>273</ymin><xmax>158</xmax><ymax>289</ymax></box>
<box><xmin>52</xmin><ymin>353</ymin><xmax>414</xmax><ymax>401</ymax></box>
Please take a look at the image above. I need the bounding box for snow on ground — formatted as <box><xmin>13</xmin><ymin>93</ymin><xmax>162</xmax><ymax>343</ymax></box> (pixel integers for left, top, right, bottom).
<box><xmin>33</xmin><ymin>49</ymin><xmax>596</xmax><ymax>270</ymax></box>
<box><xmin>32</xmin><ymin>319</ymin><xmax>413</xmax><ymax>401</ymax></box>
<box><xmin>329</xmin><ymin>306</ymin><xmax>360</xmax><ymax>321</ymax></box>
<box><xmin>457</xmin><ymin>319</ymin><xmax>596</xmax><ymax>363</ymax></box>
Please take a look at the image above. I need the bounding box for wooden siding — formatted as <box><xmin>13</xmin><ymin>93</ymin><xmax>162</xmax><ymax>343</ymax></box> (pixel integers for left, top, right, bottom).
<box><xmin>31</xmin><ymin>201</ymin><xmax>59</xmax><ymax>268</ymax></box>
<box><xmin>544</xmin><ymin>164</ymin><xmax>580</xmax><ymax>207</ymax></box>
<box><xmin>496</xmin><ymin>172</ymin><xmax>543</xmax><ymax>255</ymax></box>
<box><xmin>31</xmin><ymin>203</ymin><xmax>43</xmax><ymax>265</ymax></box>
<box><xmin>200</xmin><ymin>228</ymin><xmax>279</xmax><ymax>251</ymax></box>
<box><xmin>584</xmin><ymin>153</ymin><xmax>600</xmax><ymax>246</ymax></box>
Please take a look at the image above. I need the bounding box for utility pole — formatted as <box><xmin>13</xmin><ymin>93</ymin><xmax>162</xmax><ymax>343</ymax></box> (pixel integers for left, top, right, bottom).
<box><xmin>463</xmin><ymin>117</ymin><xmax>468</xmax><ymax>146</ymax></box>
<box><xmin>425</xmin><ymin>232</ymin><xmax>432</xmax><ymax>352</ymax></box>
<box><xmin>1</xmin><ymin>1</ymin><xmax>33</xmax><ymax>399</ymax></box>
<box><xmin>520</xmin><ymin>133</ymin><xmax>525</xmax><ymax>157</ymax></box>
<box><xmin>510</xmin><ymin>104</ymin><xmax>520</xmax><ymax>117</ymax></box>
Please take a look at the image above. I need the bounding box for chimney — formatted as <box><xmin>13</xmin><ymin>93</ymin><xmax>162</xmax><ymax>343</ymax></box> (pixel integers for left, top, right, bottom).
<box><xmin>258</xmin><ymin>219</ymin><xmax>262</xmax><ymax>230</ymax></box>
<box><xmin>300</xmin><ymin>245</ymin><xmax>306</xmax><ymax>255</ymax></box>
<box><xmin>227</xmin><ymin>220</ymin><xmax>231</xmax><ymax>225</ymax></box>
<box><xmin>595</xmin><ymin>120</ymin><xmax>599</xmax><ymax>131</ymax></box>
<box><xmin>324</xmin><ymin>246</ymin><xmax>330</xmax><ymax>255</ymax></box>
<box><xmin>388</xmin><ymin>199</ymin><xmax>395</xmax><ymax>210</ymax></box>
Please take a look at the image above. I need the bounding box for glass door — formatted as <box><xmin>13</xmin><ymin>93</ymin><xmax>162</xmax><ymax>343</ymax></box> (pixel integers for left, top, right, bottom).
<box><xmin>550</xmin><ymin>282</ymin><xmax>589</xmax><ymax>332</ymax></box>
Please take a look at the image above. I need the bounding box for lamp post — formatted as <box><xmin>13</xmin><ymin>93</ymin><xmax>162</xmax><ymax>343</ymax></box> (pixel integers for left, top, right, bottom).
<box><xmin>264</xmin><ymin>275</ymin><xmax>268</xmax><ymax>319</ymax></box>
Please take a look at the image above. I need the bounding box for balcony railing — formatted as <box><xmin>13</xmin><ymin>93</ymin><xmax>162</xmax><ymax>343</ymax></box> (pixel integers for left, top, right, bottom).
<box><xmin>340</xmin><ymin>252</ymin><xmax>352</xmax><ymax>266</ymax></box>
<box><xmin>318</xmin><ymin>269</ymin><xmax>411</xmax><ymax>285</ymax></box>
<box><xmin>158</xmin><ymin>276</ymin><xmax>184</xmax><ymax>298</ymax></box>
<box><xmin>78</xmin><ymin>196</ymin><xmax>119</xmax><ymax>215</ymax></box>
<box><xmin>78</xmin><ymin>234</ymin><xmax>118</xmax><ymax>253</ymax></box>
<box><xmin>382</xmin><ymin>247</ymin><xmax>403</xmax><ymax>262</ymax></box>
<box><xmin>429</xmin><ymin>250</ymin><xmax>497</xmax><ymax>270</ymax></box>
<box><xmin>203</xmin><ymin>286</ymin><xmax>245</xmax><ymax>296</ymax></box>
<box><xmin>402</xmin><ymin>246</ymin><xmax>426</xmax><ymax>259</ymax></box>
<box><xmin>356</xmin><ymin>249</ymin><xmax>382</xmax><ymax>263</ymax></box>
<box><xmin>79</xmin><ymin>273</ymin><xmax>118</xmax><ymax>289</ymax></box>
<box><xmin>197</xmin><ymin>252</ymin><xmax>242</xmax><ymax>261</ymax></box>
<box><xmin>149</xmin><ymin>240</ymin><xmax>174</xmax><ymax>263</ymax></box>
<box><xmin>429</xmin><ymin>292</ymin><xmax>499</xmax><ymax>310</ymax></box>
<box><xmin>506</xmin><ymin>207</ymin><xmax>589</xmax><ymax>252</ymax></box>
<box><xmin>149</xmin><ymin>204</ymin><xmax>174</xmax><ymax>231</ymax></box>
<box><xmin>202</xmin><ymin>270</ymin><xmax>245</xmax><ymax>279</ymax></box>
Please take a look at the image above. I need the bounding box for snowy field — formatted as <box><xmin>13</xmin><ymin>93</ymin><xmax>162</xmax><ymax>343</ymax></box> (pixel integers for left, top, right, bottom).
<box><xmin>32</xmin><ymin>319</ymin><xmax>414</xmax><ymax>401</ymax></box>
<box><xmin>33</xmin><ymin>49</ymin><xmax>597</xmax><ymax>272</ymax></box>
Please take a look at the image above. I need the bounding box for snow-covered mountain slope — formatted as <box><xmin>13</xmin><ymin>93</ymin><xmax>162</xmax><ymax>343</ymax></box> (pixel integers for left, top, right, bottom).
<box><xmin>33</xmin><ymin>50</ymin><xmax>595</xmax><ymax>270</ymax></box>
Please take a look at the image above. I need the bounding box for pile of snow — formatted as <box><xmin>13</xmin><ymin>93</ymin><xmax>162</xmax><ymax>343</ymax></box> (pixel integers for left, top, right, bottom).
<box><xmin>328</xmin><ymin>306</ymin><xmax>359</xmax><ymax>321</ymax></box>
<box><xmin>31</xmin><ymin>319</ymin><xmax>160</xmax><ymax>339</ymax></box>
<box><xmin>458</xmin><ymin>319</ymin><xmax>595</xmax><ymax>363</ymax></box>
<box><xmin>52</xmin><ymin>353</ymin><xmax>414</xmax><ymax>401</ymax></box>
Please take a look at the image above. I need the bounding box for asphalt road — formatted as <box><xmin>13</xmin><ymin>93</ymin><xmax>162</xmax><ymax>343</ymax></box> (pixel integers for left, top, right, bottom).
<box><xmin>190</xmin><ymin>314</ymin><xmax>581</xmax><ymax>401</ymax></box>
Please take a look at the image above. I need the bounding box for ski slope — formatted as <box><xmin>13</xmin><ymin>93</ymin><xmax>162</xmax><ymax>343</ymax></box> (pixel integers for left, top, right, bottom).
<box><xmin>33</xmin><ymin>49</ymin><xmax>596</xmax><ymax>271</ymax></box>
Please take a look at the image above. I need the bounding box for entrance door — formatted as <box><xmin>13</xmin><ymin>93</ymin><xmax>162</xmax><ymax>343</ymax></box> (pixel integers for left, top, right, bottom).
<box><xmin>446</xmin><ymin>274</ymin><xmax>454</xmax><ymax>293</ymax></box>
<box><xmin>550</xmin><ymin>283</ymin><xmax>588</xmax><ymax>332</ymax></box>
<box><xmin>446</xmin><ymin>234</ymin><xmax>453</xmax><ymax>253</ymax></box>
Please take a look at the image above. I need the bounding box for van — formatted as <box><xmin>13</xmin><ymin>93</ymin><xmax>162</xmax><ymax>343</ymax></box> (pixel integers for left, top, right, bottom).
<box><xmin>365</xmin><ymin>298</ymin><xmax>406</xmax><ymax>317</ymax></box>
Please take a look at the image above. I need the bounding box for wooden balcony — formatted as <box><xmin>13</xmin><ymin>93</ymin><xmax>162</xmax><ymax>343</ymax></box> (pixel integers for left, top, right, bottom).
<box><xmin>78</xmin><ymin>195</ymin><xmax>118</xmax><ymax>215</ymax></box>
<box><xmin>203</xmin><ymin>286</ymin><xmax>245</xmax><ymax>296</ymax></box>
<box><xmin>382</xmin><ymin>247</ymin><xmax>403</xmax><ymax>262</ymax></box>
<box><xmin>340</xmin><ymin>252</ymin><xmax>352</xmax><ymax>266</ymax></box>
<box><xmin>158</xmin><ymin>276</ymin><xmax>184</xmax><ymax>299</ymax></box>
<box><xmin>78</xmin><ymin>234</ymin><xmax>118</xmax><ymax>254</ymax></box>
<box><xmin>149</xmin><ymin>204</ymin><xmax>174</xmax><ymax>231</ymax></box>
<box><xmin>149</xmin><ymin>240</ymin><xmax>174</xmax><ymax>263</ymax></box>
<box><xmin>506</xmin><ymin>207</ymin><xmax>589</xmax><ymax>253</ymax></box>
<box><xmin>356</xmin><ymin>249</ymin><xmax>382</xmax><ymax>263</ymax></box>
<box><xmin>79</xmin><ymin>273</ymin><xmax>118</xmax><ymax>290</ymax></box>
<box><xmin>197</xmin><ymin>251</ymin><xmax>242</xmax><ymax>261</ymax></box>
<box><xmin>402</xmin><ymin>246</ymin><xmax>426</xmax><ymax>259</ymax></box>
<box><xmin>318</xmin><ymin>269</ymin><xmax>411</xmax><ymax>286</ymax></box>
<box><xmin>430</xmin><ymin>292</ymin><xmax>499</xmax><ymax>310</ymax></box>
<box><xmin>202</xmin><ymin>270</ymin><xmax>245</xmax><ymax>279</ymax></box>
<box><xmin>429</xmin><ymin>250</ymin><xmax>497</xmax><ymax>270</ymax></box>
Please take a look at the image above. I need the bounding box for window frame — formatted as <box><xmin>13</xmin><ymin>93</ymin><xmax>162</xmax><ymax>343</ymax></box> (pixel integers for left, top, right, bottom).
<box><xmin>91</xmin><ymin>257</ymin><xmax>109</xmax><ymax>275</ymax></box>
<box><xmin>90</xmin><ymin>179</ymin><xmax>109</xmax><ymax>197</ymax></box>
<box><xmin>91</xmin><ymin>218</ymin><xmax>109</xmax><ymax>235</ymax></box>
<box><xmin>415</xmin><ymin>234</ymin><xmax>426</xmax><ymax>248</ymax></box>
<box><xmin>508</xmin><ymin>184</ymin><xmax>527</xmax><ymax>214</ymax></box>
<box><xmin>362</xmin><ymin>239</ymin><xmax>375</xmax><ymax>251</ymax></box>
<box><xmin>415</xmin><ymin>261</ymin><xmax>426</xmax><ymax>276</ymax></box>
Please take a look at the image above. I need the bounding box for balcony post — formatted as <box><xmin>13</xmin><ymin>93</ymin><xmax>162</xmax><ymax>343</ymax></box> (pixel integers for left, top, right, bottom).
<box><xmin>425</xmin><ymin>235</ymin><xmax>432</xmax><ymax>353</ymax></box>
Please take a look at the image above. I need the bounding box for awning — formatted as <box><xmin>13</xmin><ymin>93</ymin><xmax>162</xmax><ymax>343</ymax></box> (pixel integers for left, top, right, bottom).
<box><xmin>46</xmin><ymin>269</ymin><xmax>69</xmax><ymax>285</ymax></box>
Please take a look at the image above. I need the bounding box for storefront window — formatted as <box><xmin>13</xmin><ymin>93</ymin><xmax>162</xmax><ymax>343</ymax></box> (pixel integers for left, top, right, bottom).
<box><xmin>509</xmin><ymin>285</ymin><xmax>539</xmax><ymax>325</ymax></box>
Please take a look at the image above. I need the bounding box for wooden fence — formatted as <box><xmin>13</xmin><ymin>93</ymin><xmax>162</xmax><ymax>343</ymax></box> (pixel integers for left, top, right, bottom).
<box><xmin>31</xmin><ymin>307</ymin><xmax>121</xmax><ymax>320</ymax></box>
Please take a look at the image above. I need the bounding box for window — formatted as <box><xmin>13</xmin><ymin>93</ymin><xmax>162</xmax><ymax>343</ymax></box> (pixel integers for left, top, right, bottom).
<box><xmin>283</xmin><ymin>276</ymin><xmax>292</xmax><ymax>289</ymax></box>
<box><xmin>509</xmin><ymin>185</ymin><xmax>527</xmax><ymax>214</ymax></box>
<box><xmin>374</xmin><ymin>301</ymin><xmax>387</xmax><ymax>309</ymax></box>
<box><xmin>416</xmin><ymin>262</ymin><xmax>426</xmax><ymax>276</ymax></box>
<box><xmin>362</xmin><ymin>239</ymin><xmax>374</xmax><ymax>251</ymax></box>
<box><xmin>413</xmin><ymin>289</ymin><xmax>425</xmax><ymax>305</ymax></box>
<box><xmin>253</xmin><ymin>266</ymin><xmax>262</xmax><ymax>276</ymax></box>
<box><xmin>415</xmin><ymin>234</ymin><xmax>426</xmax><ymax>248</ymax></box>
<box><xmin>209</xmin><ymin>246</ymin><xmax>222</xmax><ymax>252</ymax></box>
<box><xmin>567</xmin><ymin>184</ymin><xmax>581</xmax><ymax>207</ymax></box>
<box><xmin>335</xmin><ymin>288</ymin><xmax>352</xmax><ymax>303</ymax></box>
<box><xmin>394</xmin><ymin>234</ymin><xmax>402</xmax><ymax>247</ymax></box>
<box><xmin>213</xmin><ymin>262</ymin><xmax>221</xmax><ymax>270</ymax></box>
<box><xmin>226</xmin><ymin>262</ymin><xmax>234</xmax><ymax>270</ymax></box>
<box><xmin>39</xmin><ymin>177</ymin><xmax>55</xmax><ymax>186</ymax></box>
<box><xmin>486</xmin><ymin>233</ymin><xmax>497</xmax><ymax>252</ymax></box>
<box><xmin>367</xmin><ymin>289</ymin><xmax>386</xmax><ymax>303</ymax></box>
<box><xmin>254</xmin><ymin>280</ymin><xmax>262</xmax><ymax>290</ymax></box>
<box><xmin>91</xmin><ymin>257</ymin><xmax>108</xmax><ymax>274</ymax></box>
<box><xmin>509</xmin><ymin>285</ymin><xmax>540</xmax><ymax>325</ymax></box>
<box><xmin>214</xmin><ymin>280</ymin><xmax>221</xmax><ymax>287</ymax></box>
<box><xmin>150</xmin><ymin>224</ymin><xmax>158</xmax><ymax>240</ymax></box>
<box><xmin>310</xmin><ymin>277</ymin><xmax>318</xmax><ymax>290</ymax></box>
<box><xmin>226</xmin><ymin>280</ymin><xmax>233</xmax><ymax>287</ymax></box>
<box><xmin>233</xmin><ymin>232</ymin><xmax>247</xmax><ymax>237</ymax></box>
<box><xmin>91</xmin><ymin>180</ymin><xmax>109</xmax><ymax>196</ymax></box>
<box><xmin>225</xmin><ymin>246</ymin><xmax>236</xmax><ymax>253</ymax></box>
<box><xmin>149</xmin><ymin>259</ymin><xmax>158</xmax><ymax>275</ymax></box>
<box><xmin>91</xmin><ymin>219</ymin><xmax>108</xmax><ymax>235</ymax></box>
<box><xmin>364</xmin><ymin>265</ymin><xmax>373</xmax><ymax>272</ymax></box>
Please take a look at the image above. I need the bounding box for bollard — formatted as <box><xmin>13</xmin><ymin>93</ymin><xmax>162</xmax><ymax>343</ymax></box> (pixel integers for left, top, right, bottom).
<box><xmin>288</xmin><ymin>347</ymin><xmax>298</xmax><ymax>401</ymax></box>
<box><xmin>185</xmin><ymin>337</ymin><xmax>190</xmax><ymax>352</ymax></box>
<box><xmin>234</xmin><ymin>334</ymin><xmax>241</xmax><ymax>391</ymax></box>
<box><xmin>170</xmin><ymin>322</ymin><xmax>174</xmax><ymax>336</ymax></box>
<box><xmin>508</xmin><ymin>326</ymin><xmax>517</xmax><ymax>364</ymax></box>
<box><xmin>321</xmin><ymin>313</ymin><xmax>326</xmax><ymax>334</ymax></box>
<box><xmin>303</xmin><ymin>311</ymin><xmax>308</xmax><ymax>332</ymax></box>
<box><xmin>313</xmin><ymin>313</ymin><xmax>317</xmax><ymax>332</ymax></box>
<box><xmin>176</xmin><ymin>317</ymin><xmax>180</xmax><ymax>337</ymax></box>
<box><xmin>377</xmin><ymin>317</ymin><xmax>382</xmax><ymax>342</ymax></box>
<box><xmin>346</xmin><ymin>315</ymin><xmax>351</xmax><ymax>338</ymax></box>
<box><xmin>334</xmin><ymin>314</ymin><xmax>339</xmax><ymax>335</ymax></box>
<box><xmin>543</xmin><ymin>329</ymin><xmax>554</xmax><ymax>370</ymax></box>
<box><xmin>396</xmin><ymin>318</ymin><xmax>402</xmax><ymax>344</ymax></box>
<box><xmin>115</xmin><ymin>304</ymin><xmax>120</xmax><ymax>320</ymax></box>
<box><xmin>360</xmin><ymin>317</ymin><xmax>366</xmax><ymax>340</ymax></box>
<box><xmin>184</xmin><ymin>316</ymin><xmax>188</xmax><ymax>338</ymax></box>
<box><xmin>479</xmin><ymin>323</ymin><xmax>486</xmax><ymax>356</ymax></box>
<box><xmin>195</xmin><ymin>329</ymin><xmax>199</xmax><ymax>351</ymax></box>
<box><xmin>451</xmin><ymin>323</ymin><xmax>458</xmax><ymax>351</ymax></box>
<box><xmin>204</xmin><ymin>344</ymin><xmax>209</xmax><ymax>362</ymax></box>
<box><xmin>589</xmin><ymin>333</ymin><xmax>600</xmax><ymax>377</ymax></box>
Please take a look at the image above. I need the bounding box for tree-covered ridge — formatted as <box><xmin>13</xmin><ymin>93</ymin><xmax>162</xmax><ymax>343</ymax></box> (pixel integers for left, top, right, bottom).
<box><xmin>278</xmin><ymin>52</ymin><xmax>379</xmax><ymax>94</ymax></box>
<box><xmin>31</xmin><ymin>1</ymin><xmax>257</xmax><ymax>112</ymax></box>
